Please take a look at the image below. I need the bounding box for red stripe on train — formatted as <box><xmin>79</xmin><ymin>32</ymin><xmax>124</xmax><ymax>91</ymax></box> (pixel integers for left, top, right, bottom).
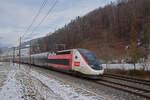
<box><xmin>48</xmin><ymin>63</ymin><xmax>71</xmax><ymax>69</ymax></box>
<box><xmin>74</xmin><ymin>62</ymin><xmax>80</xmax><ymax>67</ymax></box>
<box><xmin>48</xmin><ymin>54</ymin><xmax>71</xmax><ymax>59</ymax></box>
<box><xmin>80</xmin><ymin>53</ymin><xmax>89</xmax><ymax>65</ymax></box>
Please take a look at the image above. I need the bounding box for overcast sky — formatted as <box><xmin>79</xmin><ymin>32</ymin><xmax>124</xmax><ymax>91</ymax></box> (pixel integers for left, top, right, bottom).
<box><xmin>0</xmin><ymin>0</ymin><xmax>116</xmax><ymax>47</ymax></box>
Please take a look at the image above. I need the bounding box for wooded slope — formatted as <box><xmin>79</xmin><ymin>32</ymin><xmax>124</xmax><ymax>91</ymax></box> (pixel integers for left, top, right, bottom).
<box><xmin>31</xmin><ymin>0</ymin><xmax>150</xmax><ymax>62</ymax></box>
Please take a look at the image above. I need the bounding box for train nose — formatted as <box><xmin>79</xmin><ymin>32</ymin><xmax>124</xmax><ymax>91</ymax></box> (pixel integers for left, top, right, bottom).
<box><xmin>90</xmin><ymin>64</ymin><xmax>103</xmax><ymax>70</ymax></box>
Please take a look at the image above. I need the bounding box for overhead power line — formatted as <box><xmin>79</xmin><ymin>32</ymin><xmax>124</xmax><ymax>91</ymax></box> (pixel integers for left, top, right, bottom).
<box><xmin>22</xmin><ymin>0</ymin><xmax>48</xmax><ymax>38</ymax></box>
<box><xmin>24</xmin><ymin>0</ymin><xmax>58</xmax><ymax>41</ymax></box>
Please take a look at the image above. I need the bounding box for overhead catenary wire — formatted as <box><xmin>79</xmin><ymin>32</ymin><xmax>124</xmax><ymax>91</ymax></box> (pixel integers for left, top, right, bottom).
<box><xmin>17</xmin><ymin>0</ymin><xmax>49</xmax><ymax>61</ymax></box>
<box><xmin>23</xmin><ymin>0</ymin><xmax>58</xmax><ymax>41</ymax></box>
<box><xmin>22</xmin><ymin>0</ymin><xmax>48</xmax><ymax>38</ymax></box>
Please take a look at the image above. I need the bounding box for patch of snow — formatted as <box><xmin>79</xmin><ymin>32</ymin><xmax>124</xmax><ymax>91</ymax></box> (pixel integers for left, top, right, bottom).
<box><xmin>30</xmin><ymin>70</ymin><xmax>105</xmax><ymax>100</ymax></box>
<box><xmin>0</xmin><ymin>62</ymin><xmax>3</xmax><ymax>65</ymax></box>
<box><xmin>0</xmin><ymin>63</ymin><xmax>108</xmax><ymax>100</ymax></box>
<box><xmin>15</xmin><ymin>70</ymin><xmax>60</xmax><ymax>100</ymax></box>
<box><xmin>0</xmin><ymin>70</ymin><xmax>24</xmax><ymax>100</ymax></box>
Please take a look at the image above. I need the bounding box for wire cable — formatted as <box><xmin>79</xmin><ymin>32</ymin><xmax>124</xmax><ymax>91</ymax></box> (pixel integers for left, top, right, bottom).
<box><xmin>23</xmin><ymin>0</ymin><xmax>58</xmax><ymax>41</ymax></box>
<box><xmin>22</xmin><ymin>0</ymin><xmax>48</xmax><ymax>38</ymax></box>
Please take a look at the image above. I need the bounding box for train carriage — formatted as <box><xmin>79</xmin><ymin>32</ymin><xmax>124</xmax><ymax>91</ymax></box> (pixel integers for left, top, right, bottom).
<box><xmin>14</xmin><ymin>48</ymin><xmax>104</xmax><ymax>78</ymax></box>
<box><xmin>47</xmin><ymin>50</ymin><xmax>72</xmax><ymax>70</ymax></box>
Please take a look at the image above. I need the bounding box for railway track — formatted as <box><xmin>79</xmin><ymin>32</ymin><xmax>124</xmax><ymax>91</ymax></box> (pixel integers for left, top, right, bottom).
<box><xmin>92</xmin><ymin>74</ymin><xmax>150</xmax><ymax>99</ymax></box>
<box><xmin>17</xmin><ymin>64</ymin><xmax>150</xmax><ymax>99</ymax></box>
<box><xmin>104</xmin><ymin>73</ymin><xmax>150</xmax><ymax>86</ymax></box>
<box><xmin>32</xmin><ymin>66</ymin><xmax>150</xmax><ymax>99</ymax></box>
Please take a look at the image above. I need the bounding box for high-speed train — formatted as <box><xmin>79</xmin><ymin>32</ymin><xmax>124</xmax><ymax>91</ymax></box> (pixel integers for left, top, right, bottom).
<box><xmin>14</xmin><ymin>49</ymin><xmax>104</xmax><ymax>78</ymax></box>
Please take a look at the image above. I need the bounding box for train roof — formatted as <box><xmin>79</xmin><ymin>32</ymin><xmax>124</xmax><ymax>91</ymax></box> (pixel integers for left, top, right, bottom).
<box><xmin>32</xmin><ymin>52</ymin><xmax>49</xmax><ymax>56</ymax></box>
<box><xmin>31</xmin><ymin>48</ymin><xmax>88</xmax><ymax>56</ymax></box>
<box><xmin>56</xmin><ymin>49</ymin><xmax>72</xmax><ymax>52</ymax></box>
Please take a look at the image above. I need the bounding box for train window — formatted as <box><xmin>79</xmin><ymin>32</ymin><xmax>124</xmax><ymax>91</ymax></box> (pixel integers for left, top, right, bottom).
<box><xmin>78</xmin><ymin>49</ymin><xmax>97</xmax><ymax>63</ymax></box>
<box><xmin>75</xmin><ymin>56</ymin><xmax>78</xmax><ymax>59</ymax></box>
<box><xmin>78</xmin><ymin>49</ymin><xmax>103</xmax><ymax>70</ymax></box>
<box><xmin>56</xmin><ymin>51</ymin><xmax>70</xmax><ymax>55</ymax></box>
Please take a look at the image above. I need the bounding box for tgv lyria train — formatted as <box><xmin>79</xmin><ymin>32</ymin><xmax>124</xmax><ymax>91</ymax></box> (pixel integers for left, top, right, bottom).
<box><xmin>15</xmin><ymin>49</ymin><xmax>104</xmax><ymax>78</ymax></box>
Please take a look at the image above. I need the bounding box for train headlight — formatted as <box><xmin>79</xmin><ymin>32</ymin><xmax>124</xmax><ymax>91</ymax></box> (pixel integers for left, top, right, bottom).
<box><xmin>90</xmin><ymin>64</ymin><xmax>103</xmax><ymax>70</ymax></box>
<box><xmin>91</xmin><ymin>65</ymin><xmax>94</xmax><ymax>68</ymax></box>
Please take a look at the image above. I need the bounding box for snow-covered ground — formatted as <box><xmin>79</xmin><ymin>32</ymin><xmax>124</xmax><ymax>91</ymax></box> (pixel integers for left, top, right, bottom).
<box><xmin>102</xmin><ymin>64</ymin><xmax>150</xmax><ymax>70</ymax></box>
<box><xmin>0</xmin><ymin>63</ymin><xmax>108</xmax><ymax>100</ymax></box>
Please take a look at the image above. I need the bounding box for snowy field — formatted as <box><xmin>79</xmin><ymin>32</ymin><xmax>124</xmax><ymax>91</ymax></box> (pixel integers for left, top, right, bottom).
<box><xmin>102</xmin><ymin>64</ymin><xmax>150</xmax><ymax>71</ymax></box>
<box><xmin>0</xmin><ymin>63</ymin><xmax>108</xmax><ymax>100</ymax></box>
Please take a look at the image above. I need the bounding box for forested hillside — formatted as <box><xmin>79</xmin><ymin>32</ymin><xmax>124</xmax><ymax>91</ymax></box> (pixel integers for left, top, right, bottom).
<box><xmin>31</xmin><ymin>0</ymin><xmax>150</xmax><ymax>63</ymax></box>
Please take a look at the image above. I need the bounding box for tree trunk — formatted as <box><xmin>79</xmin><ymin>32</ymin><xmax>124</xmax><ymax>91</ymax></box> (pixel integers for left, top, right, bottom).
<box><xmin>106</xmin><ymin>63</ymin><xmax>108</xmax><ymax>72</ymax></box>
<box><xmin>134</xmin><ymin>63</ymin><xmax>136</xmax><ymax>70</ymax></box>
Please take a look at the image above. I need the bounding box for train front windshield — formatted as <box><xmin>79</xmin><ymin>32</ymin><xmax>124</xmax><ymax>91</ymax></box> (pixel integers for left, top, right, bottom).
<box><xmin>78</xmin><ymin>49</ymin><xmax>103</xmax><ymax>70</ymax></box>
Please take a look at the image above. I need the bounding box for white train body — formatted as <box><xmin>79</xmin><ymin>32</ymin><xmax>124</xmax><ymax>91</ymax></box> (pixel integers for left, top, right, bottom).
<box><xmin>3</xmin><ymin>48</ymin><xmax>104</xmax><ymax>77</ymax></box>
<box><xmin>72</xmin><ymin>49</ymin><xmax>104</xmax><ymax>76</ymax></box>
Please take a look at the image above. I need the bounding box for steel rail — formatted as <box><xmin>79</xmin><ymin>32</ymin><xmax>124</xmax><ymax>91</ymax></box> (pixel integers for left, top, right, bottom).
<box><xmin>104</xmin><ymin>73</ymin><xmax>150</xmax><ymax>83</ymax></box>
<box><xmin>94</xmin><ymin>79</ymin><xmax>150</xmax><ymax>99</ymax></box>
<box><xmin>100</xmin><ymin>79</ymin><xmax>150</xmax><ymax>92</ymax></box>
<box><xmin>103</xmin><ymin>74</ymin><xmax>150</xmax><ymax>86</ymax></box>
<box><xmin>15</xmin><ymin>63</ymin><xmax>150</xmax><ymax>99</ymax></box>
